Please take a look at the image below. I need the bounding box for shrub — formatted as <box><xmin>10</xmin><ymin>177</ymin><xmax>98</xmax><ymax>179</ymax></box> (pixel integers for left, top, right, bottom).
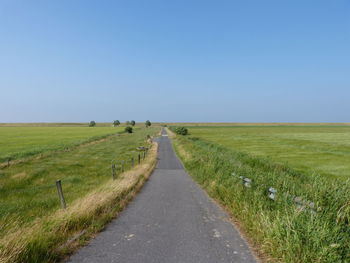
<box><xmin>89</xmin><ymin>121</ymin><xmax>96</xmax><ymax>127</ymax></box>
<box><xmin>125</xmin><ymin>126</ymin><xmax>133</xmax><ymax>133</ymax></box>
<box><xmin>130</xmin><ymin>120</ymin><xmax>136</xmax><ymax>126</ymax></box>
<box><xmin>145</xmin><ymin>120</ymin><xmax>151</xmax><ymax>127</ymax></box>
<box><xmin>174</xmin><ymin>126</ymin><xmax>188</xmax><ymax>135</ymax></box>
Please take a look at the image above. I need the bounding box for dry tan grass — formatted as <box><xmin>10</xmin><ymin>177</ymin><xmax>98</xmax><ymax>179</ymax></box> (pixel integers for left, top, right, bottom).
<box><xmin>0</xmin><ymin>142</ymin><xmax>158</xmax><ymax>263</ymax></box>
<box><xmin>165</xmin><ymin>127</ymin><xmax>176</xmax><ymax>138</ymax></box>
<box><xmin>11</xmin><ymin>172</ymin><xmax>26</xmax><ymax>179</ymax></box>
<box><xmin>166</xmin><ymin>128</ymin><xmax>191</xmax><ymax>160</ymax></box>
<box><xmin>176</xmin><ymin>143</ymin><xmax>191</xmax><ymax>160</ymax></box>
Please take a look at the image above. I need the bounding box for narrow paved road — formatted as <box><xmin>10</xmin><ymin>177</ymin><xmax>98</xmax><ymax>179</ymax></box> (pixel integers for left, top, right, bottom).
<box><xmin>68</xmin><ymin>129</ymin><xmax>257</xmax><ymax>263</ymax></box>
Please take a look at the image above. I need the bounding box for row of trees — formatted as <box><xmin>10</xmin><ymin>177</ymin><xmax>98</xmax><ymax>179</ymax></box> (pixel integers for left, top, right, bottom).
<box><xmin>89</xmin><ymin>120</ymin><xmax>152</xmax><ymax>127</ymax></box>
<box><xmin>113</xmin><ymin>120</ymin><xmax>151</xmax><ymax>128</ymax></box>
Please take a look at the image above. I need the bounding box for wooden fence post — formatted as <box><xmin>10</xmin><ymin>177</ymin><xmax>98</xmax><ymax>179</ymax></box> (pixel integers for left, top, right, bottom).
<box><xmin>56</xmin><ymin>180</ymin><xmax>66</xmax><ymax>209</ymax></box>
<box><xmin>121</xmin><ymin>160</ymin><xmax>125</xmax><ymax>172</ymax></box>
<box><xmin>112</xmin><ymin>163</ymin><xmax>116</xmax><ymax>180</ymax></box>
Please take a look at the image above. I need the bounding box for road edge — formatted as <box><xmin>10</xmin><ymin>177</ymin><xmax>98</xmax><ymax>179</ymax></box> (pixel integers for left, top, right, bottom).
<box><xmin>166</xmin><ymin>128</ymin><xmax>265</xmax><ymax>263</ymax></box>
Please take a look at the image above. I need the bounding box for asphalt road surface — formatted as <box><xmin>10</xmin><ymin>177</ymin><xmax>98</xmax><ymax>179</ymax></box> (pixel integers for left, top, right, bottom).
<box><xmin>68</xmin><ymin>129</ymin><xmax>257</xmax><ymax>263</ymax></box>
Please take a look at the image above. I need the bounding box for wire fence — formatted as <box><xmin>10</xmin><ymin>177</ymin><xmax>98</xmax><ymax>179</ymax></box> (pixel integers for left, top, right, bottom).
<box><xmin>55</xmin><ymin>146</ymin><xmax>150</xmax><ymax>209</ymax></box>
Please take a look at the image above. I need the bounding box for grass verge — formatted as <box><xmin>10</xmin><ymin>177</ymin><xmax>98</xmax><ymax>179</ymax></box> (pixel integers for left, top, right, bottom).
<box><xmin>169</xmin><ymin>131</ymin><xmax>350</xmax><ymax>263</ymax></box>
<box><xmin>0</xmin><ymin>141</ymin><xmax>158</xmax><ymax>263</ymax></box>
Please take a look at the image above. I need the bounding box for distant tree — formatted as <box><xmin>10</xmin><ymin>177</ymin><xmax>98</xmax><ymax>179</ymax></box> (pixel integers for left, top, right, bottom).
<box><xmin>130</xmin><ymin>120</ymin><xmax>136</xmax><ymax>126</ymax></box>
<box><xmin>145</xmin><ymin>120</ymin><xmax>151</xmax><ymax>128</ymax></box>
<box><xmin>126</xmin><ymin>121</ymin><xmax>131</xmax><ymax>126</ymax></box>
<box><xmin>125</xmin><ymin>126</ymin><xmax>133</xmax><ymax>133</ymax></box>
<box><xmin>89</xmin><ymin>121</ymin><xmax>96</xmax><ymax>127</ymax></box>
<box><xmin>113</xmin><ymin>120</ymin><xmax>120</xmax><ymax>127</ymax></box>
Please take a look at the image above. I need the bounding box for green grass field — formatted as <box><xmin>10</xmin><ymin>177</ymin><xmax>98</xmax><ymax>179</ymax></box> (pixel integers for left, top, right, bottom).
<box><xmin>0</xmin><ymin>126</ymin><xmax>124</xmax><ymax>163</ymax></box>
<box><xmin>170</xmin><ymin>125</ymin><xmax>350</xmax><ymax>263</ymax></box>
<box><xmin>0</xmin><ymin>126</ymin><xmax>156</xmax><ymax>233</ymax></box>
<box><xmin>0</xmin><ymin>126</ymin><xmax>158</xmax><ymax>262</ymax></box>
<box><xmin>187</xmin><ymin>126</ymin><xmax>350</xmax><ymax>179</ymax></box>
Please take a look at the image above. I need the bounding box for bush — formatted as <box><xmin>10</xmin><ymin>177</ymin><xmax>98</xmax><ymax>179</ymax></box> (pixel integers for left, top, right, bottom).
<box><xmin>130</xmin><ymin>120</ymin><xmax>136</xmax><ymax>126</ymax></box>
<box><xmin>145</xmin><ymin>120</ymin><xmax>151</xmax><ymax>127</ymax></box>
<box><xmin>174</xmin><ymin>126</ymin><xmax>188</xmax><ymax>135</ymax></box>
<box><xmin>125</xmin><ymin>126</ymin><xmax>133</xmax><ymax>133</ymax></box>
<box><xmin>89</xmin><ymin>121</ymin><xmax>96</xmax><ymax>127</ymax></box>
<box><xmin>113</xmin><ymin>120</ymin><xmax>120</xmax><ymax>127</ymax></box>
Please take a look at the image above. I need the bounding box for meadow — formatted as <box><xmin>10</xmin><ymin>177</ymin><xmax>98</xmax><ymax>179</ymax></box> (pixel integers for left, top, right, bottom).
<box><xmin>170</xmin><ymin>125</ymin><xmax>350</xmax><ymax>263</ymax></box>
<box><xmin>0</xmin><ymin>126</ymin><xmax>124</xmax><ymax>163</ymax></box>
<box><xmin>0</xmin><ymin>125</ymin><xmax>158</xmax><ymax>262</ymax></box>
<box><xmin>187</xmin><ymin>126</ymin><xmax>350</xmax><ymax>179</ymax></box>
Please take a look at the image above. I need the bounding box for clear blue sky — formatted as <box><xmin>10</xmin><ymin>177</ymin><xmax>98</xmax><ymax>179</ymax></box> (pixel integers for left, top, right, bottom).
<box><xmin>0</xmin><ymin>0</ymin><xmax>349</xmax><ymax>123</ymax></box>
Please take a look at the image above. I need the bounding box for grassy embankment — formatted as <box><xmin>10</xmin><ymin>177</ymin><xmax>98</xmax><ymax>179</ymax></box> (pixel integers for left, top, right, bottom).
<box><xmin>169</xmin><ymin>126</ymin><xmax>350</xmax><ymax>263</ymax></box>
<box><xmin>0</xmin><ymin>126</ymin><xmax>159</xmax><ymax>262</ymax></box>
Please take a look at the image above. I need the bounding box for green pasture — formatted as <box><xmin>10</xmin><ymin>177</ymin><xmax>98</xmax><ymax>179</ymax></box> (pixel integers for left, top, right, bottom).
<box><xmin>0</xmin><ymin>127</ymin><xmax>124</xmax><ymax>163</ymax></box>
<box><xmin>0</xmin><ymin>126</ymin><xmax>157</xmax><ymax>238</ymax></box>
<box><xmin>187</xmin><ymin>126</ymin><xmax>350</xmax><ymax>179</ymax></box>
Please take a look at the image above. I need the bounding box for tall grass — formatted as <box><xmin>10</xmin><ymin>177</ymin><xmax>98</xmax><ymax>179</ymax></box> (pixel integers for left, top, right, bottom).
<box><xmin>172</xmin><ymin>135</ymin><xmax>350</xmax><ymax>263</ymax></box>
